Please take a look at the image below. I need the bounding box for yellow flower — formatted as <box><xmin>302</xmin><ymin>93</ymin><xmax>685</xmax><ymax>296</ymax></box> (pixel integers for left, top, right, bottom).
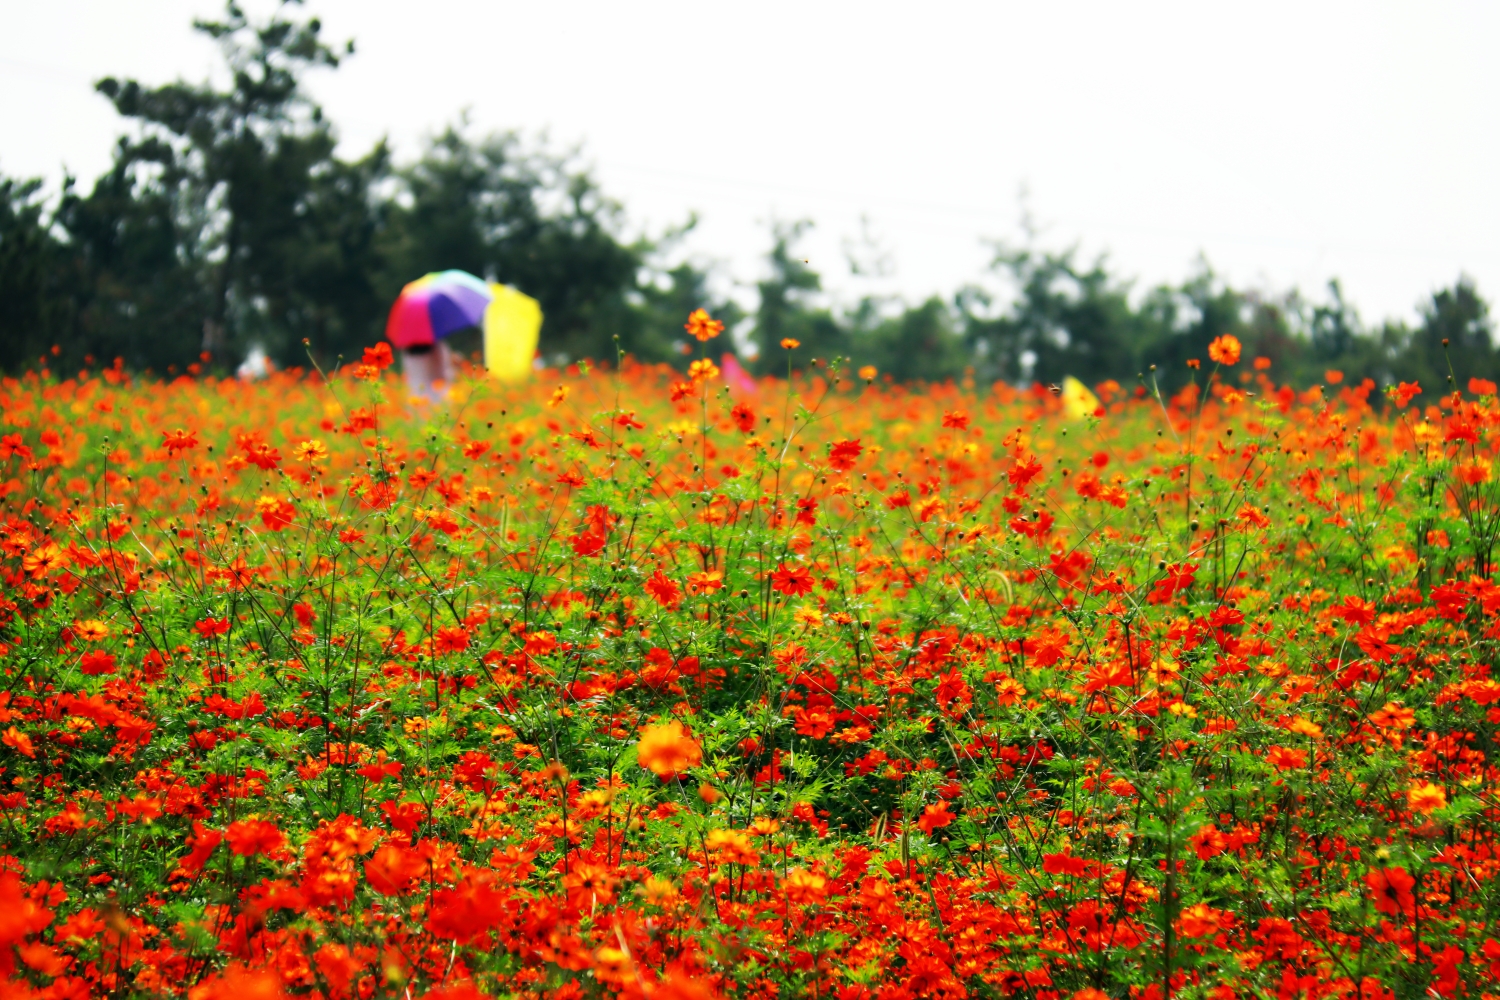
<box><xmin>792</xmin><ymin>605</ymin><xmax>823</xmax><ymax>628</ymax></box>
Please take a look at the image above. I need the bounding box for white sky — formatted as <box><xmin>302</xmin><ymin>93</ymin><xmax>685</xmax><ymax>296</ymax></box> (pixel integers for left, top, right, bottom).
<box><xmin>3</xmin><ymin>1</ymin><xmax>1498</xmax><ymax>328</ymax></box>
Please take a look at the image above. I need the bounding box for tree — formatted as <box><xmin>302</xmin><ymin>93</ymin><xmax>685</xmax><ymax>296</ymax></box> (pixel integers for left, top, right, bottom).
<box><xmin>750</xmin><ymin>222</ymin><xmax>846</xmax><ymax>372</ymax></box>
<box><xmin>1394</xmin><ymin>277</ymin><xmax>1498</xmax><ymax>394</ymax></box>
<box><xmin>49</xmin><ymin>136</ymin><xmax>208</xmax><ymax>373</ymax></box>
<box><xmin>852</xmin><ymin>297</ymin><xmax>968</xmax><ymax>384</ymax></box>
<box><xmin>93</xmin><ymin>0</ymin><xmax>385</xmax><ymax>368</ymax></box>
<box><xmin>382</xmin><ymin>126</ymin><xmax>648</xmax><ymax>365</ymax></box>
<box><xmin>964</xmin><ymin>245</ymin><xmax>1145</xmax><ymax>387</ymax></box>
<box><xmin>0</xmin><ymin>177</ymin><xmax>75</xmax><ymax>373</ymax></box>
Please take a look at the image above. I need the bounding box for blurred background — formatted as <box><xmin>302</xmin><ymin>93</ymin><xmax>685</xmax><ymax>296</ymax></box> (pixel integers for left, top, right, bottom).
<box><xmin>2</xmin><ymin>0</ymin><xmax>1497</xmax><ymax>391</ymax></box>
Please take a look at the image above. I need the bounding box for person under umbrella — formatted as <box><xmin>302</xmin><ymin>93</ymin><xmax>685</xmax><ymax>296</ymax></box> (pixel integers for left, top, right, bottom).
<box><xmin>385</xmin><ymin>270</ymin><xmax>542</xmax><ymax>400</ymax></box>
<box><xmin>385</xmin><ymin>270</ymin><xmax>490</xmax><ymax>401</ymax></box>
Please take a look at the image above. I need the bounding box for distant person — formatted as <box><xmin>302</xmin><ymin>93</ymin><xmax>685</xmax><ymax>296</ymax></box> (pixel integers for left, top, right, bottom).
<box><xmin>400</xmin><ymin>341</ymin><xmax>455</xmax><ymax>403</ymax></box>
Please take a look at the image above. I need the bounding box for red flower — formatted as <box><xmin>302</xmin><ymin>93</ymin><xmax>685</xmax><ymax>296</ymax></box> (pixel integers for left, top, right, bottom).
<box><xmin>1387</xmin><ymin>381</ymin><xmax>1421</xmax><ymax>407</ymax></box>
<box><xmin>362</xmin><ymin>342</ymin><xmax>394</xmax><ymax>369</ymax></box>
<box><xmin>645</xmin><ymin>569</ymin><xmax>683</xmax><ymax>610</ymax></box>
<box><xmin>434</xmin><ymin>626</ymin><xmax>471</xmax><ymax>655</ymax></box>
<box><xmin>1366</xmin><ymin>866</ymin><xmax>1416</xmax><ymax>917</ymax></box>
<box><xmin>1265</xmin><ymin>745</ymin><xmax>1308</xmax><ymax>771</ymax></box>
<box><xmin>828</xmin><ymin>438</ymin><xmax>863</xmax><ymax>471</ymax></box>
<box><xmin>1008</xmin><ymin>453</ymin><xmax>1043</xmax><ymax>490</ymax></box>
<box><xmin>225</xmin><ymin>819</ymin><xmax>286</xmax><ymax>858</ymax></box>
<box><xmin>365</xmin><ymin>842</ymin><xmax>426</xmax><ymax>896</ymax></box>
<box><xmin>731</xmin><ymin>402</ymin><xmax>756</xmax><ymax>432</ymax></box>
<box><xmin>3</xmin><ymin>727</ymin><xmax>36</xmax><ymax>759</ymax></box>
<box><xmin>1188</xmin><ymin>824</ymin><xmax>1228</xmax><ymax>860</ymax></box>
<box><xmin>78</xmin><ymin>649</ymin><xmax>116</xmax><ymax>675</ymax></box>
<box><xmin>255</xmin><ymin>495</ymin><xmax>296</xmax><ymax>532</ymax></box>
<box><xmin>161</xmin><ymin>428</ymin><xmax>198</xmax><ymax>454</ymax></box>
<box><xmin>194</xmin><ymin>617</ymin><xmax>231</xmax><ymax>638</ymax></box>
<box><xmin>771</xmin><ymin>563</ymin><xmax>814</xmax><ymax>597</ymax></box>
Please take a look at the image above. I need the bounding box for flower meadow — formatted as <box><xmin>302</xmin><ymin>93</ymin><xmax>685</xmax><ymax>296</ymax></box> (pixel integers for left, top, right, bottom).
<box><xmin>3</xmin><ymin>331</ymin><xmax>1500</xmax><ymax>1000</ymax></box>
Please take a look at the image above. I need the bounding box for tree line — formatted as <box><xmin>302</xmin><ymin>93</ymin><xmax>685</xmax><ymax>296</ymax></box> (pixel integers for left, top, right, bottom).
<box><xmin>1</xmin><ymin>1</ymin><xmax>1493</xmax><ymax>393</ymax></box>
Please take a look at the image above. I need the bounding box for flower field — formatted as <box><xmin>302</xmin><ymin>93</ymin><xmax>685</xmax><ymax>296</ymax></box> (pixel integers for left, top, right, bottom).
<box><xmin>2</xmin><ymin>336</ymin><xmax>1499</xmax><ymax>1000</ymax></box>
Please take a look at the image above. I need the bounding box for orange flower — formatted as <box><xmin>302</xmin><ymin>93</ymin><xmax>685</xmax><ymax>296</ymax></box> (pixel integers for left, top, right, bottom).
<box><xmin>1287</xmin><ymin>716</ymin><xmax>1323</xmax><ymax>739</ymax></box>
<box><xmin>684</xmin><ymin>308</ymin><xmax>724</xmax><ymax>342</ymax></box>
<box><xmin>686</xmin><ymin>570</ymin><xmax>723</xmax><ymax>594</ymax></box>
<box><xmin>74</xmin><ymin>619</ymin><xmax>110</xmax><ymax>642</ymax></box>
<box><xmin>782</xmin><ymin>868</ymin><xmax>828</xmax><ymax>904</ymax></box>
<box><xmin>780</xmin><ymin>338</ymin><xmax>800</xmax><ymax>350</ymax></box>
<box><xmin>1207</xmin><ymin>334</ymin><xmax>1241</xmax><ymax>365</ymax></box>
<box><xmin>1369</xmin><ymin>702</ymin><xmax>1415</xmax><ymax>730</ymax></box>
<box><xmin>1177</xmin><ymin>902</ymin><xmax>1224</xmax><ymax>938</ymax></box>
<box><xmin>637</xmin><ymin>721</ymin><xmax>702</xmax><ymax>777</ymax></box>
<box><xmin>687</xmin><ymin>359</ymin><xmax>720</xmax><ymax>383</ymax></box>
<box><xmin>1188</xmin><ymin>824</ymin><xmax>1228</xmax><ymax>860</ymax></box>
<box><xmin>704</xmin><ymin>828</ymin><xmax>758</xmax><ymax>865</ymax></box>
<box><xmin>22</xmin><ymin>544</ymin><xmax>64</xmax><ymax>579</ymax></box>
<box><xmin>292</xmin><ymin>439</ymin><xmax>328</xmax><ymax>463</ymax></box>
<box><xmin>1407</xmin><ymin>781</ymin><xmax>1447</xmax><ymax>814</ymax></box>
<box><xmin>3</xmin><ymin>727</ymin><xmax>36</xmax><ymax>759</ymax></box>
<box><xmin>858</xmin><ymin>365</ymin><xmax>877</xmax><ymax>380</ymax></box>
<box><xmin>1265</xmin><ymin>745</ymin><xmax>1307</xmax><ymax>770</ymax></box>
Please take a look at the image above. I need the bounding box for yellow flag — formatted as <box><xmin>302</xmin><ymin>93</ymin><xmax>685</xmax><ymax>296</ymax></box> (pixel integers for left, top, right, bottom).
<box><xmin>1061</xmin><ymin>376</ymin><xmax>1101</xmax><ymax>420</ymax></box>
<box><xmin>483</xmin><ymin>284</ymin><xmax>542</xmax><ymax>383</ymax></box>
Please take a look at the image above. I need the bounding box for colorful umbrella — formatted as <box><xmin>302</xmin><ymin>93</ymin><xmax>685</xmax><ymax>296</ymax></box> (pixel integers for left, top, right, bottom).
<box><xmin>385</xmin><ymin>270</ymin><xmax>494</xmax><ymax>348</ymax></box>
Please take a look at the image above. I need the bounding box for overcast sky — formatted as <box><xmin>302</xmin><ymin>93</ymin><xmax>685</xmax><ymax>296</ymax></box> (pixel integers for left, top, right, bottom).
<box><xmin>4</xmin><ymin>1</ymin><xmax>1497</xmax><ymax>327</ymax></box>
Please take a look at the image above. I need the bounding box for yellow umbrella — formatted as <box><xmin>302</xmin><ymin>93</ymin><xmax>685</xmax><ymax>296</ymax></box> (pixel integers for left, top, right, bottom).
<box><xmin>1061</xmin><ymin>376</ymin><xmax>1102</xmax><ymax>419</ymax></box>
<box><xmin>483</xmin><ymin>284</ymin><xmax>542</xmax><ymax>383</ymax></box>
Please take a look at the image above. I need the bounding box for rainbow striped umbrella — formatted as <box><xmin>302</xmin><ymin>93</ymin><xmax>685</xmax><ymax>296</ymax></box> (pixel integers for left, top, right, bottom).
<box><xmin>385</xmin><ymin>270</ymin><xmax>494</xmax><ymax>348</ymax></box>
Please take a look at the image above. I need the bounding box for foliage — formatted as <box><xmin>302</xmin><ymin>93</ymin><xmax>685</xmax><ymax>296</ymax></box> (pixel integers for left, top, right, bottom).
<box><xmin>1</xmin><ymin>337</ymin><xmax>1500</xmax><ymax>997</ymax></box>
